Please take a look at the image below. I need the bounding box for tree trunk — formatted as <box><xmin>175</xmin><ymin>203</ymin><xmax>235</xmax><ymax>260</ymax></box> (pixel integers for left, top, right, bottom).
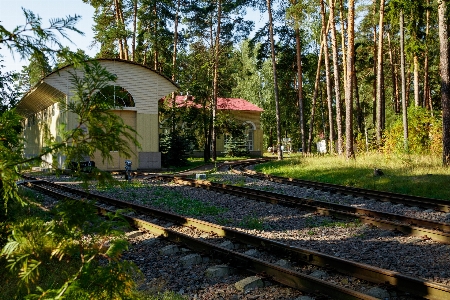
<box><xmin>307</xmin><ymin>48</ymin><xmax>322</xmax><ymax>153</ymax></box>
<box><xmin>372</xmin><ymin>0</ymin><xmax>377</xmax><ymax>128</ymax></box>
<box><xmin>267</xmin><ymin>0</ymin><xmax>283</xmax><ymax>160</ymax></box>
<box><xmin>376</xmin><ymin>0</ymin><xmax>385</xmax><ymax>145</ymax></box>
<box><xmin>153</xmin><ymin>3</ymin><xmax>158</xmax><ymax>70</ymax></box>
<box><xmin>387</xmin><ymin>31</ymin><xmax>400</xmax><ymax>113</ymax></box>
<box><xmin>339</xmin><ymin>0</ymin><xmax>347</xmax><ymax>90</ymax></box>
<box><xmin>438</xmin><ymin>0</ymin><xmax>450</xmax><ymax>165</ymax></box>
<box><xmin>400</xmin><ymin>10</ymin><xmax>408</xmax><ymax>151</ymax></box>
<box><xmin>115</xmin><ymin>0</ymin><xmax>128</xmax><ymax>60</ymax></box>
<box><xmin>345</xmin><ymin>0</ymin><xmax>355</xmax><ymax>159</ymax></box>
<box><xmin>212</xmin><ymin>0</ymin><xmax>222</xmax><ymax>161</ymax></box>
<box><xmin>132</xmin><ymin>0</ymin><xmax>138</xmax><ymax>61</ymax></box>
<box><xmin>329</xmin><ymin>0</ymin><xmax>343</xmax><ymax>155</ymax></box>
<box><xmin>114</xmin><ymin>0</ymin><xmax>125</xmax><ymax>59</ymax></box>
<box><xmin>170</xmin><ymin>0</ymin><xmax>180</xmax><ymax>132</ymax></box>
<box><xmin>295</xmin><ymin>26</ymin><xmax>306</xmax><ymax>154</ymax></box>
<box><xmin>172</xmin><ymin>0</ymin><xmax>179</xmax><ymax>82</ymax></box>
<box><xmin>321</xmin><ymin>0</ymin><xmax>334</xmax><ymax>154</ymax></box>
<box><xmin>354</xmin><ymin>61</ymin><xmax>363</xmax><ymax>134</ymax></box>
<box><xmin>307</xmin><ymin>18</ymin><xmax>330</xmax><ymax>153</ymax></box>
<box><xmin>423</xmin><ymin>0</ymin><xmax>430</xmax><ymax>109</ymax></box>
<box><xmin>414</xmin><ymin>54</ymin><xmax>420</xmax><ymax>107</ymax></box>
<box><xmin>406</xmin><ymin>69</ymin><xmax>411</xmax><ymax>107</ymax></box>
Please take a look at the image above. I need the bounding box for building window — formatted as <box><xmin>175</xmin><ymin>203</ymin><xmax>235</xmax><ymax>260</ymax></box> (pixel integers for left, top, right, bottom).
<box><xmin>244</xmin><ymin>122</ymin><xmax>255</xmax><ymax>151</ymax></box>
<box><xmin>95</xmin><ymin>85</ymin><xmax>135</xmax><ymax>107</ymax></box>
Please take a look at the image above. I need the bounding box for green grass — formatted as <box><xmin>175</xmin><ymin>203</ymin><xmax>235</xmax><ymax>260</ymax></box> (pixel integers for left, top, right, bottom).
<box><xmin>238</xmin><ymin>214</ymin><xmax>265</xmax><ymax>230</ymax></box>
<box><xmin>255</xmin><ymin>153</ymin><xmax>450</xmax><ymax>200</ymax></box>
<box><xmin>152</xmin><ymin>187</ymin><xmax>227</xmax><ymax>216</ymax></box>
<box><xmin>205</xmin><ymin>174</ymin><xmax>246</xmax><ymax>187</ymax></box>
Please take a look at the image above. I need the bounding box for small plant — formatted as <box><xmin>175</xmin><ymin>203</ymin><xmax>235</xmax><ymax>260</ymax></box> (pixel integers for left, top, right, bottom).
<box><xmin>239</xmin><ymin>214</ymin><xmax>264</xmax><ymax>230</ymax></box>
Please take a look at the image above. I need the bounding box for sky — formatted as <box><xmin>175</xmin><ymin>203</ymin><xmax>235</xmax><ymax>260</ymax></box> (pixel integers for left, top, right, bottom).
<box><xmin>0</xmin><ymin>0</ymin><xmax>266</xmax><ymax>74</ymax></box>
<box><xmin>0</xmin><ymin>0</ymin><xmax>97</xmax><ymax>73</ymax></box>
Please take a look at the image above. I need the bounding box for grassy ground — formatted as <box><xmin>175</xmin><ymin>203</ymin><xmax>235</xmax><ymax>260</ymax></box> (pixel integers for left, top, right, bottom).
<box><xmin>255</xmin><ymin>152</ymin><xmax>450</xmax><ymax>201</ymax></box>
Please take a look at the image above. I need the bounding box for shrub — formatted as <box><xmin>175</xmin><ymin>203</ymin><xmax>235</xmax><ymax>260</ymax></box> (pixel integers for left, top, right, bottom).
<box><xmin>382</xmin><ymin>107</ymin><xmax>442</xmax><ymax>155</ymax></box>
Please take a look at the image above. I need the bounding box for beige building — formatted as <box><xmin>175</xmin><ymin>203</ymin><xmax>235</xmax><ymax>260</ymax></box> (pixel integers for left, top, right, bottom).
<box><xmin>16</xmin><ymin>59</ymin><xmax>178</xmax><ymax>170</ymax></box>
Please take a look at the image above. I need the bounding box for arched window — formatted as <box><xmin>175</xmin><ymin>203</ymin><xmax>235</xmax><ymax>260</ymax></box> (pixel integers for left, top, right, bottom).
<box><xmin>94</xmin><ymin>85</ymin><xmax>135</xmax><ymax>107</ymax></box>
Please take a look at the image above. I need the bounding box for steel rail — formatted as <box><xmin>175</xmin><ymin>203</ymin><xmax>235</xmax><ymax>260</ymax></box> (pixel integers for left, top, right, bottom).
<box><xmin>23</xmin><ymin>179</ymin><xmax>450</xmax><ymax>299</ymax></box>
<box><xmin>156</xmin><ymin>175</ymin><xmax>450</xmax><ymax>244</ymax></box>
<box><xmin>236</xmin><ymin>166</ymin><xmax>450</xmax><ymax>213</ymax></box>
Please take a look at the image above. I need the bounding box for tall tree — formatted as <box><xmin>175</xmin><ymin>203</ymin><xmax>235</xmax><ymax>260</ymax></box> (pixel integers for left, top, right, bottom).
<box><xmin>339</xmin><ymin>0</ymin><xmax>347</xmax><ymax>91</ymax></box>
<box><xmin>345</xmin><ymin>0</ymin><xmax>355</xmax><ymax>159</ymax></box>
<box><xmin>320</xmin><ymin>0</ymin><xmax>334</xmax><ymax>153</ymax></box>
<box><xmin>400</xmin><ymin>9</ymin><xmax>408</xmax><ymax>151</ymax></box>
<box><xmin>288</xmin><ymin>0</ymin><xmax>307</xmax><ymax>154</ymax></box>
<box><xmin>267</xmin><ymin>0</ymin><xmax>283</xmax><ymax>160</ymax></box>
<box><xmin>131</xmin><ymin>0</ymin><xmax>138</xmax><ymax>61</ymax></box>
<box><xmin>211</xmin><ymin>0</ymin><xmax>222</xmax><ymax>161</ymax></box>
<box><xmin>329</xmin><ymin>0</ymin><xmax>343</xmax><ymax>155</ymax></box>
<box><xmin>376</xmin><ymin>0</ymin><xmax>385</xmax><ymax>145</ymax></box>
<box><xmin>423</xmin><ymin>0</ymin><xmax>431</xmax><ymax>109</ymax></box>
<box><xmin>438</xmin><ymin>0</ymin><xmax>450</xmax><ymax>165</ymax></box>
<box><xmin>307</xmin><ymin>15</ymin><xmax>330</xmax><ymax>153</ymax></box>
<box><xmin>114</xmin><ymin>0</ymin><xmax>129</xmax><ymax>59</ymax></box>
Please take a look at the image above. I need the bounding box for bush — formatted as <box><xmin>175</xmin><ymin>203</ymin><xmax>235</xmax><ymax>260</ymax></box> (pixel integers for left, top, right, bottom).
<box><xmin>382</xmin><ymin>107</ymin><xmax>442</xmax><ymax>155</ymax></box>
<box><xmin>159</xmin><ymin>130</ymin><xmax>194</xmax><ymax>167</ymax></box>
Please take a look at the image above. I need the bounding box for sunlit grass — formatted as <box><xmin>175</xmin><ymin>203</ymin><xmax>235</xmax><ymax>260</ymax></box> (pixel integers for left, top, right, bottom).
<box><xmin>256</xmin><ymin>152</ymin><xmax>450</xmax><ymax>200</ymax></box>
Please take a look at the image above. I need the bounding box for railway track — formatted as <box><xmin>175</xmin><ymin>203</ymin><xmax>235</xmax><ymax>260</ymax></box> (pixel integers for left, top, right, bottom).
<box><xmin>20</xmin><ymin>177</ymin><xmax>450</xmax><ymax>299</ymax></box>
<box><xmin>155</xmin><ymin>175</ymin><xmax>450</xmax><ymax>245</ymax></box>
<box><xmin>231</xmin><ymin>161</ymin><xmax>450</xmax><ymax>213</ymax></box>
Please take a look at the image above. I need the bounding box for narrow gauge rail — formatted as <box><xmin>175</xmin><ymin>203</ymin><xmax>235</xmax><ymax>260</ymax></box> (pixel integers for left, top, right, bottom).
<box><xmin>156</xmin><ymin>175</ymin><xmax>450</xmax><ymax>244</ymax></box>
<box><xmin>232</xmin><ymin>161</ymin><xmax>450</xmax><ymax>213</ymax></box>
<box><xmin>20</xmin><ymin>177</ymin><xmax>450</xmax><ymax>300</ymax></box>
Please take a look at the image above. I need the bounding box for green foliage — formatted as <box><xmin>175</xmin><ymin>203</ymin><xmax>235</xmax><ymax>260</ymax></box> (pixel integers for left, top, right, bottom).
<box><xmin>0</xmin><ymin>67</ymin><xmax>22</xmax><ymax>112</ymax></box>
<box><xmin>382</xmin><ymin>107</ymin><xmax>442</xmax><ymax>155</ymax></box>
<box><xmin>0</xmin><ymin>8</ymin><xmax>84</xmax><ymax>65</ymax></box>
<box><xmin>0</xmin><ymin>109</ymin><xmax>26</xmax><ymax>211</ymax></box>
<box><xmin>1</xmin><ymin>199</ymin><xmax>140</xmax><ymax>299</ymax></box>
<box><xmin>159</xmin><ymin>130</ymin><xmax>193</xmax><ymax>168</ymax></box>
<box><xmin>21</xmin><ymin>51</ymin><xmax>52</xmax><ymax>87</ymax></box>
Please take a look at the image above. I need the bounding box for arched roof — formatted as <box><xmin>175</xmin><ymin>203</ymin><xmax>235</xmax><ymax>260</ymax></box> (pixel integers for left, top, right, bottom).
<box><xmin>16</xmin><ymin>59</ymin><xmax>179</xmax><ymax>118</ymax></box>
